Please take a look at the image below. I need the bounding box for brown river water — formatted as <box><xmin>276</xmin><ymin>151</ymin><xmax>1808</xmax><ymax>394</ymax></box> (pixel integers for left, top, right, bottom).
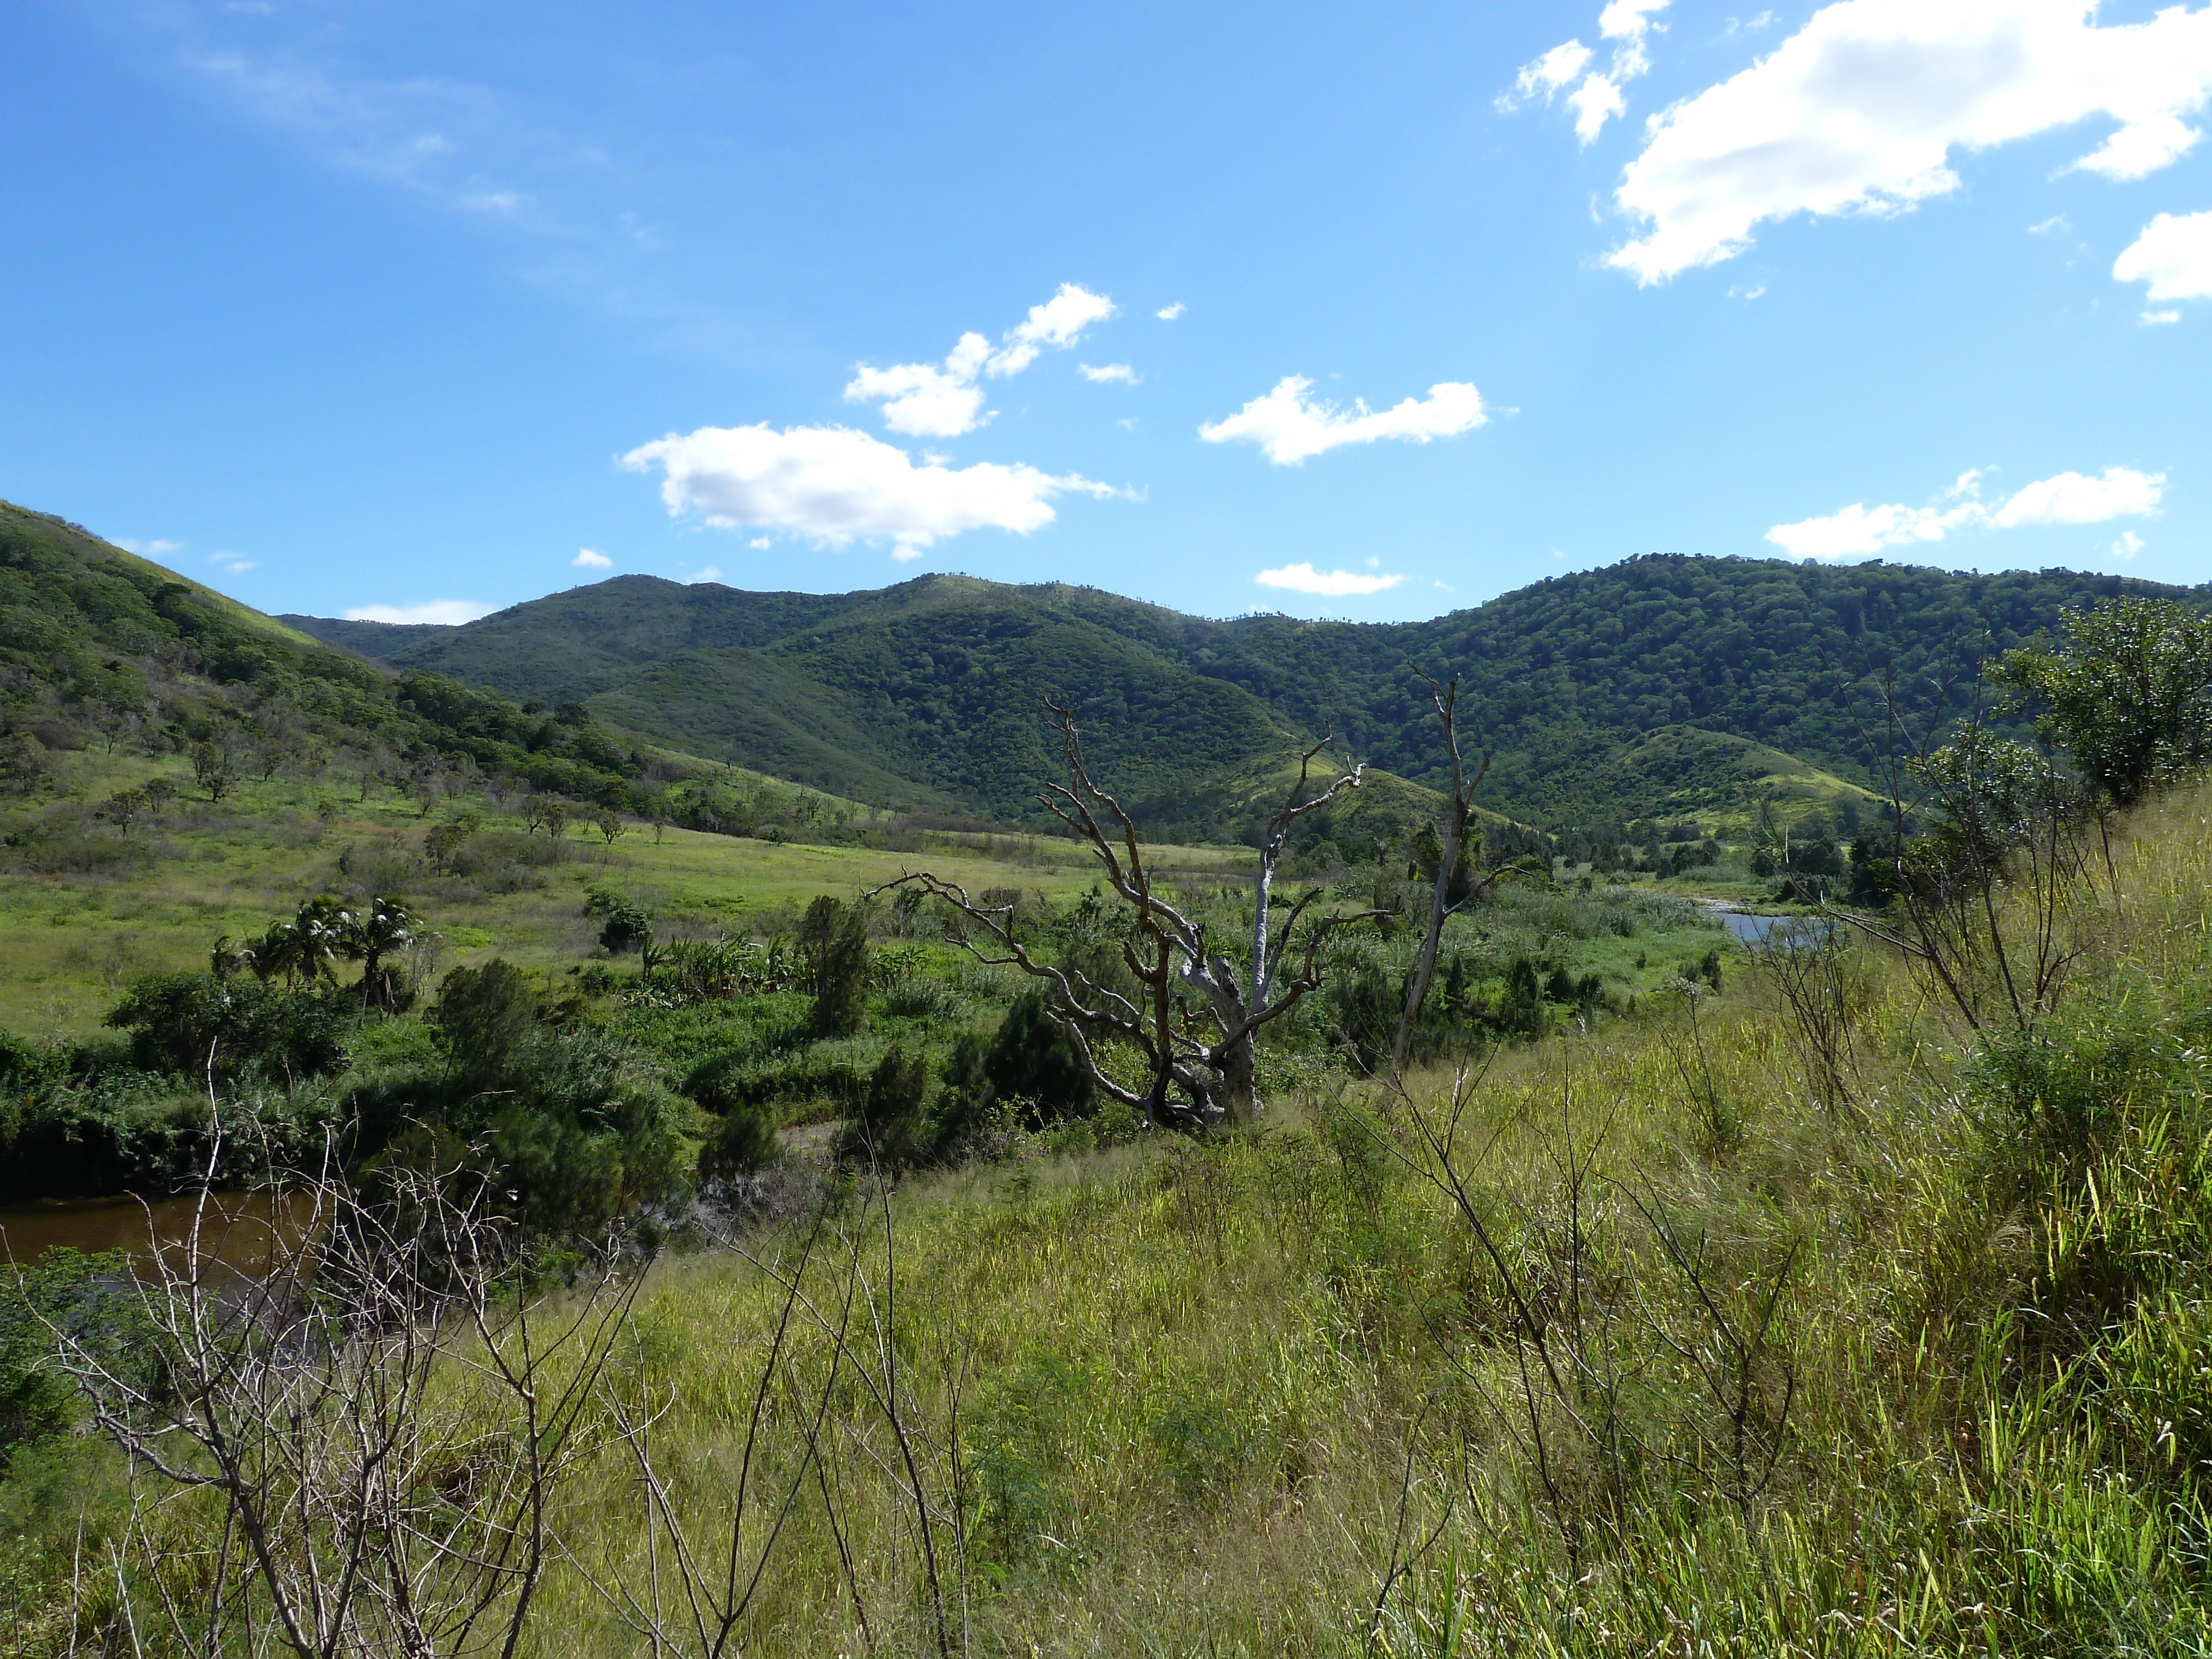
<box><xmin>0</xmin><ymin>1190</ymin><xmax>309</xmax><ymax>1272</ymax></box>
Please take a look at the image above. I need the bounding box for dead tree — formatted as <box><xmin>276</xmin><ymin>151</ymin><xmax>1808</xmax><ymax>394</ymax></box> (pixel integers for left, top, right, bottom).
<box><xmin>44</xmin><ymin>1131</ymin><xmax>638</xmax><ymax>1659</ymax></box>
<box><xmin>879</xmin><ymin>698</ymin><xmax>1373</xmax><ymax>1127</ymax></box>
<box><xmin>1390</xmin><ymin>671</ymin><xmax>1493</xmax><ymax>1079</ymax></box>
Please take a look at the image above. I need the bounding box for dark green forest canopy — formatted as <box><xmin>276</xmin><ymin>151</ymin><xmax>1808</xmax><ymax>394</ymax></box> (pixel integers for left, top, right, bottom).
<box><xmin>289</xmin><ymin>555</ymin><xmax>2201</xmax><ymax>827</ymax></box>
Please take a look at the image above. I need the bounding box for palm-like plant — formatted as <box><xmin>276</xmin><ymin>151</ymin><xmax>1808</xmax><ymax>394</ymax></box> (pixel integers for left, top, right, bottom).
<box><xmin>252</xmin><ymin>896</ymin><xmax>353</xmax><ymax>985</ymax></box>
<box><xmin>346</xmin><ymin>896</ymin><xmax>419</xmax><ymax>1010</ymax></box>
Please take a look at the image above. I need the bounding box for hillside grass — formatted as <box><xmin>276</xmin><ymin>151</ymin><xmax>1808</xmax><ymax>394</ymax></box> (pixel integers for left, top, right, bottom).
<box><xmin>285</xmin><ymin>784</ymin><xmax>2212</xmax><ymax>1657</ymax></box>
<box><xmin>0</xmin><ymin>749</ymin><xmax>1260</xmax><ymax>1037</ymax></box>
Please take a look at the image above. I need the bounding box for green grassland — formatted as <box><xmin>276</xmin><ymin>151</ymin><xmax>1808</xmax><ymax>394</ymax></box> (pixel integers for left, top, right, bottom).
<box><xmin>0</xmin><ymin>747</ymin><xmax>1262</xmax><ymax>1038</ymax></box>
<box><xmin>456</xmin><ymin>780</ymin><xmax>2212</xmax><ymax>1655</ymax></box>
<box><xmin>9</xmin><ymin>778</ymin><xmax>2201</xmax><ymax>1656</ymax></box>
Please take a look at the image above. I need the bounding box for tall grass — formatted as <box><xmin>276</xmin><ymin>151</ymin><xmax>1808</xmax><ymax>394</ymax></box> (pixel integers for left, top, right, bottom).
<box><xmin>30</xmin><ymin>783</ymin><xmax>2212</xmax><ymax>1656</ymax></box>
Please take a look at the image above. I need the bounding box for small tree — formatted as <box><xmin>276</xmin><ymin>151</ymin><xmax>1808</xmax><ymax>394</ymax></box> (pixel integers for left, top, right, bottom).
<box><xmin>799</xmin><ymin>895</ymin><xmax>871</xmax><ymax>1039</ymax></box>
<box><xmin>1994</xmin><ymin>597</ymin><xmax>2212</xmax><ymax>811</ymax></box>
<box><xmin>191</xmin><ymin>739</ymin><xmax>237</xmax><ymax>801</ymax></box>
<box><xmin>346</xmin><ymin>896</ymin><xmax>421</xmax><ymax>1010</ymax></box>
<box><xmin>544</xmin><ymin>800</ymin><xmax>572</xmax><ymax>842</ymax></box>
<box><xmin>424</xmin><ymin>815</ymin><xmax>478</xmax><ymax>875</ymax></box>
<box><xmin>594</xmin><ymin>809</ymin><xmax>628</xmax><ymax>848</ymax></box>
<box><xmin>100</xmin><ymin>787</ymin><xmax>149</xmax><ymax>836</ymax></box>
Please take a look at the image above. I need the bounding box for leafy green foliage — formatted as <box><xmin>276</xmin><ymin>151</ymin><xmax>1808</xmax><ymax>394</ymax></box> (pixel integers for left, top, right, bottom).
<box><xmin>1995</xmin><ymin>597</ymin><xmax>2212</xmax><ymax>810</ymax></box>
<box><xmin>356</xmin><ymin>959</ymin><xmax>688</xmax><ymax>1243</ymax></box>
<box><xmin>799</xmin><ymin>896</ymin><xmax>869</xmax><ymax>1039</ymax></box>
<box><xmin>103</xmin><ymin>973</ymin><xmax>353</xmax><ymax>1082</ymax></box>
<box><xmin>982</xmin><ymin>991</ymin><xmax>1094</xmax><ymax>1123</ymax></box>
<box><xmin>1</xmin><ymin>1250</ymin><xmax>148</xmax><ymax>1465</ymax></box>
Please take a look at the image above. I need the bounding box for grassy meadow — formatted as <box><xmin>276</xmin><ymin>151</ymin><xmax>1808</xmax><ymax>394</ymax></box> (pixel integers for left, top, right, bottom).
<box><xmin>515</xmin><ymin>776</ymin><xmax>2212</xmax><ymax>1656</ymax></box>
<box><xmin>11</xmin><ymin>778</ymin><xmax>2206</xmax><ymax>1655</ymax></box>
<box><xmin>0</xmin><ymin>745</ymin><xmax>1253</xmax><ymax>1039</ymax></box>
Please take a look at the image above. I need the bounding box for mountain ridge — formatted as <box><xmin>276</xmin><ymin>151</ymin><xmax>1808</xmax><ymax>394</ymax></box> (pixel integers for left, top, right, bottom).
<box><xmin>285</xmin><ymin>555</ymin><xmax>2201</xmax><ymax>827</ymax></box>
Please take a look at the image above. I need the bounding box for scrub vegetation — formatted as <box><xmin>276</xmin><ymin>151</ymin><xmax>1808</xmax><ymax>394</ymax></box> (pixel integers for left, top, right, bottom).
<box><xmin>1</xmin><ymin>495</ymin><xmax>2209</xmax><ymax>1655</ymax></box>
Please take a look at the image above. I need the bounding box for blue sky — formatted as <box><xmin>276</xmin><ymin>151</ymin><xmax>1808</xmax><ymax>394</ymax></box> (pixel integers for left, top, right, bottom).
<box><xmin>3</xmin><ymin>1</ymin><xmax>2209</xmax><ymax>624</ymax></box>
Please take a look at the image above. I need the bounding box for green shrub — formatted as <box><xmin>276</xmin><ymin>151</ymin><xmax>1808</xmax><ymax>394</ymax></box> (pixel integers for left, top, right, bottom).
<box><xmin>698</xmin><ymin>1103</ymin><xmax>780</xmax><ymax>1185</ymax></box>
<box><xmin>1</xmin><ymin>1249</ymin><xmax>149</xmax><ymax>1465</ymax></box>
<box><xmin>103</xmin><ymin>973</ymin><xmax>352</xmax><ymax>1082</ymax></box>
<box><xmin>799</xmin><ymin>896</ymin><xmax>869</xmax><ymax>1039</ymax></box>
<box><xmin>984</xmin><ymin>993</ymin><xmax>1093</xmax><ymax>1124</ymax></box>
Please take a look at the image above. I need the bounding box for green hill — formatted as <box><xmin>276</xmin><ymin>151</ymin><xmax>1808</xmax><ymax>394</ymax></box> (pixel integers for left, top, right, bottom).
<box><xmin>287</xmin><ymin>555</ymin><xmax>2200</xmax><ymax>828</ymax></box>
<box><xmin>0</xmin><ymin>498</ymin><xmax>675</xmax><ymax>813</ymax></box>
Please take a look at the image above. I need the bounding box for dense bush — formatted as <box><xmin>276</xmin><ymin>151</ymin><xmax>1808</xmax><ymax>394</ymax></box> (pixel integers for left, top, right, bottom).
<box><xmin>352</xmin><ymin>959</ymin><xmax>690</xmax><ymax>1243</ymax></box>
<box><xmin>982</xmin><ymin>992</ymin><xmax>1094</xmax><ymax>1123</ymax></box>
<box><xmin>103</xmin><ymin>973</ymin><xmax>354</xmax><ymax>1083</ymax></box>
<box><xmin>800</xmin><ymin>896</ymin><xmax>870</xmax><ymax>1039</ymax></box>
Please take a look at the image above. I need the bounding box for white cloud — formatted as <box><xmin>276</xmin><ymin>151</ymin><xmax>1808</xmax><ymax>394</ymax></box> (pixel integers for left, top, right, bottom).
<box><xmin>571</xmin><ymin>547</ymin><xmax>612</xmax><ymax>569</ymax></box>
<box><xmin>686</xmin><ymin>567</ymin><xmax>724</xmax><ymax>585</ymax></box>
<box><xmin>990</xmin><ymin>283</ymin><xmax>1117</xmax><ymax>377</ymax></box>
<box><xmin>1988</xmin><ymin>465</ymin><xmax>2165</xmax><ymax>526</ymax></box>
<box><xmin>116</xmin><ymin>538</ymin><xmax>184</xmax><ymax>557</ymax></box>
<box><xmin>749</xmin><ymin>536</ymin><xmax>771</xmax><ymax>548</ymax></box>
<box><xmin>2114</xmin><ymin>208</ymin><xmax>2212</xmax><ymax>302</ymax></box>
<box><xmin>1568</xmin><ymin>72</ymin><xmax>1629</xmax><ymax>143</ymax></box>
<box><xmin>211</xmin><ymin>552</ymin><xmax>257</xmax><ymax>575</ymax></box>
<box><xmin>623</xmin><ymin>422</ymin><xmax>1119</xmax><ymax>556</ymax></box>
<box><xmin>843</xmin><ymin>285</ymin><xmax>1115</xmax><ymax>437</ymax></box>
<box><xmin>843</xmin><ymin>347</ymin><xmax>991</xmax><ymax>439</ymax></box>
<box><xmin>1078</xmin><ymin>362</ymin><xmax>1139</xmax><ymax>384</ymax></box>
<box><xmin>2027</xmin><ymin>213</ymin><xmax>2070</xmax><ymax>235</ymax></box>
<box><xmin>1609</xmin><ymin>0</ymin><xmax>2212</xmax><ymax>284</ymax></box>
<box><xmin>342</xmin><ymin>600</ymin><xmax>492</xmax><ymax>625</ymax></box>
<box><xmin>2111</xmin><ymin>530</ymin><xmax>2146</xmax><ymax>559</ymax></box>
<box><xmin>1505</xmin><ymin>1</ymin><xmax>1667</xmax><ymax>143</ymax></box>
<box><xmin>1199</xmin><ymin>375</ymin><xmax>1487</xmax><ymax>466</ymax></box>
<box><xmin>1156</xmin><ymin>301</ymin><xmax>1186</xmax><ymax>320</ymax></box>
<box><xmin>1766</xmin><ymin>499</ymin><xmax>1983</xmax><ymax>558</ymax></box>
<box><xmin>2143</xmin><ymin>307</ymin><xmax>2185</xmax><ymax>324</ymax></box>
<box><xmin>1767</xmin><ymin>463</ymin><xmax>2165</xmax><ymax>557</ymax></box>
<box><xmin>1255</xmin><ymin>562</ymin><xmax>1408</xmax><ymax>597</ymax></box>
<box><xmin>1509</xmin><ymin>39</ymin><xmax>1595</xmax><ymax>106</ymax></box>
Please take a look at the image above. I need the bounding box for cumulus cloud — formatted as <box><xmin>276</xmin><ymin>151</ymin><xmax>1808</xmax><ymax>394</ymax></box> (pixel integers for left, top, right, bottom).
<box><xmin>211</xmin><ymin>552</ymin><xmax>257</xmax><ymax>575</ymax></box>
<box><xmin>1765</xmin><ymin>498</ymin><xmax>1984</xmax><ymax>559</ymax></box>
<box><xmin>1609</xmin><ymin>0</ymin><xmax>2212</xmax><ymax>284</ymax></box>
<box><xmin>1156</xmin><ymin>301</ymin><xmax>1186</xmax><ymax>320</ymax></box>
<box><xmin>842</xmin><ymin>284</ymin><xmax>1116</xmax><ymax>437</ymax></box>
<box><xmin>1199</xmin><ymin>376</ymin><xmax>1487</xmax><ymax>466</ymax></box>
<box><xmin>1766</xmin><ymin>464</ymin><xmax>2165</xmax><ymax>557</ymax></box>
<box><xmin>342</xmin><ymin>600</ymin><xmax>493</xmax><ymax>625</ymax></box>
<box><xmin>686</xmin><ymin>566</ymin><xmax>724</xmax><ymax>584</ymax></box>
<box><xmin>1255</xmin><ymin>562</ymin><xmax>1408</xmax><ymax>597</ymax></box>
<box><xmin>1988</xmin><ymin>465</ymin><xmax>2166</xmax><ymax>526</ymax></box>
<box><xmin>623</xmin><ymin>422</ymin><xmax>1119</xmax><ymax>557</ymax></box>
<box><xmin>1078</xmin><ymin>362</ymin><xmax>1139</xmax><ymax>384</ymax></box>
<box><xmin>2112</xmin><ymin>530</ymin><xmax>2146</xmax><ymax>559</ymax></box>
<box><xmin>1504</xmin><ymin>0</ymin><xmax>1667</xmax><ymax>144</ymax></box>
<box><xmin>571</xmin><ymin>547</ymin><xmax>612</xmax><ymax>568</ymax></box>
<box><xmin>844</xmin><ymin>348</ymin><xmax>990</xmax><ymax>439</ymax></box>
<box><xmin>116</xmin><ymin>537</ymin><xmax>184</xmax><ymax>557</ymax></box>
<box><xmin>2114</xmin><ymin>208</ymin><xmax>2212</xmax><ymax>304</ymax></box>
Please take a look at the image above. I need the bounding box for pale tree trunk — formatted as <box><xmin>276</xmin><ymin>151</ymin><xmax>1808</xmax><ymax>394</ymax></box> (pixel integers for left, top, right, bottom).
<box><xmin>1391</xmin><ymin>671</ymin><xmax>1491</xmax><ymax>1081</ymax></box>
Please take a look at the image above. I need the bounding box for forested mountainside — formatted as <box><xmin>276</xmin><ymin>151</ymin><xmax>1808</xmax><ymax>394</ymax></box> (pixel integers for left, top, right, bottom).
<box><xmin>289</xmin><ymin>555</ymin><xmax>2198</xmax><ymax>826</ymax></box>
<box><xmin>0</xmin><ymin>499</ymin><xmax>662</xmax><ymax>810</ymax></box>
